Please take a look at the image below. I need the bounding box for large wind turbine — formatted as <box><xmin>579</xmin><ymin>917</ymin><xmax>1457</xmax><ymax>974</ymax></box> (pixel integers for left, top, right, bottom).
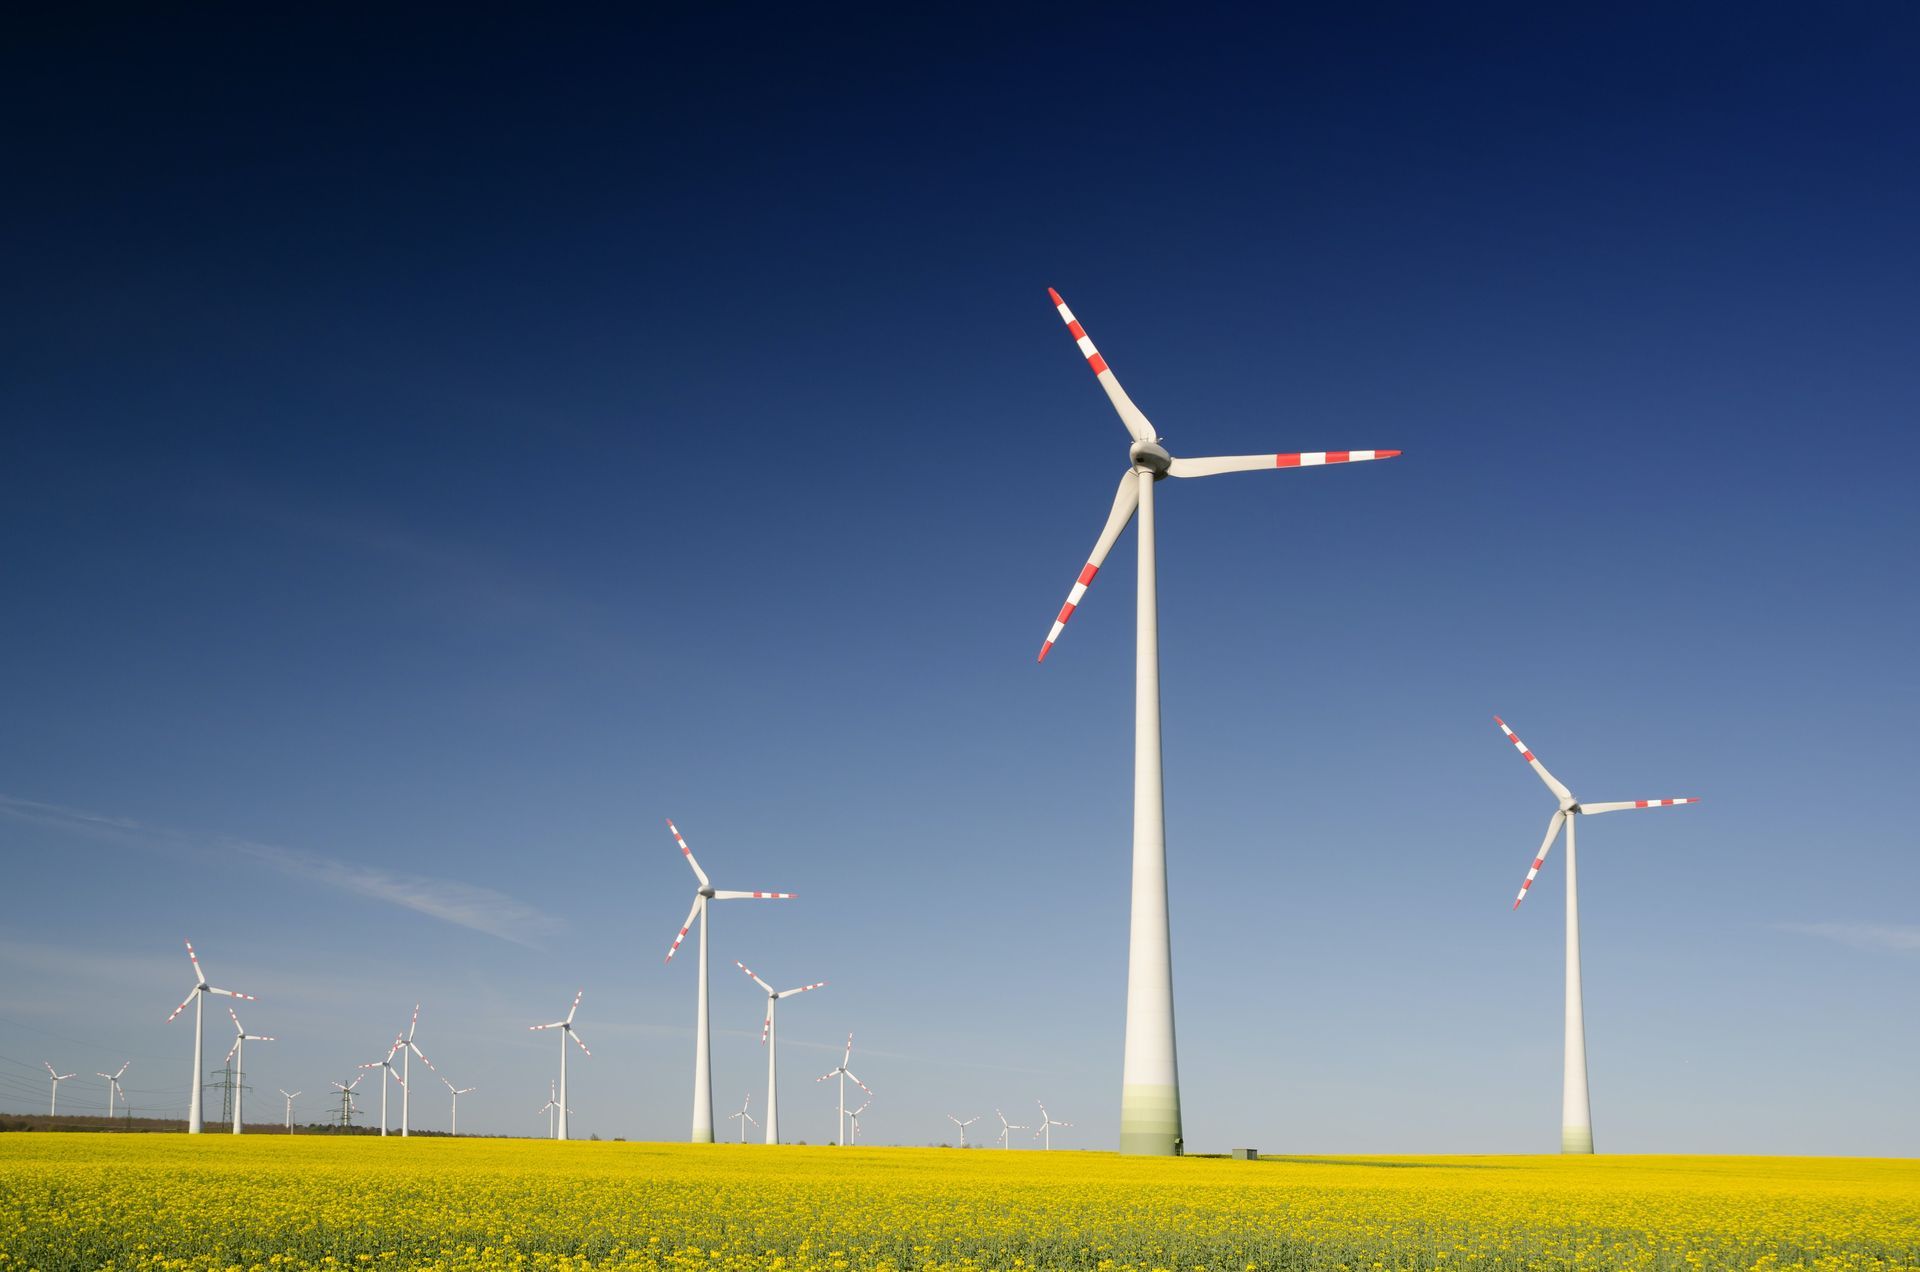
<box><xmin>164</xmin><ymin>939</ymin><xmax>255</xmax><ymax>1134</ymax></box>
<box><xmin>1495</xmin><ymin>714</ymin><xmax>1699</xmax><ymax>1154</ymax></box>
<box><xmin>815</xmin><ymin>1032</ymin><xmax>872</xmax><ymax>1147</ymax></box>
<box><xmin>727</xmin><ymin>1091</ymin><xmax>760</xmax><ymax>1143</ymax></box>
<box><xmin>395</xmin><ymin>1004</ymin><xmax>435</xmax><ymax>1137</ymax></box>
<box><xmin>224</xmin><ymin>1007</ymin><xmax>275</xmax><ymax>1134</ymax></box>
<box><xmin>662</xmin><ymin>818</ymin><xmax>796</xmax><ymax>1144</ymax></box>
<box><xmin>734</xmin><ymin>960</ymin><xmax>824</xmax><ymax>1145</ymax></box>
<box><xmin>1034</xmin><ymin>1100</ymin><xmax>1072</xmax><ymax>1150</ymax></box>
<box><xmin>946</xmin><ymin>1113</ymin><xmax>978</xmax><ymax>1148</ymax></box>
<box><xmin>528</xmin><ymin>990</ymin><xmax>589</xmax><ymax>1141</ymax></box>
<box><xmin>43</xmin><ymin>1063</ymin><xmax>75</xmax><ymax>1116</ymax></box>
<box><xmin>1036</xmin><ymin>288</ymin><xmax>1400</xmax><ymax>1154</ymax></box>
<box><xmin>994</xmin><ymin>1107</ymin><xmax>1028</xmax><ymax>1149</ymax></box>
<box><xmin>440</xmin><ymin>1075</ymin><xmax>476</xmax><ymax>1136</ymax></box>
<box><xmin>358</xmin><ymin>1037</ymin><xmax>405</xmax><ymax>1136</ymax></box>
<box><xmin>95</xmin><ymin>1061</ymin><xmax>129</xmax><ymax>1121</ymax></box>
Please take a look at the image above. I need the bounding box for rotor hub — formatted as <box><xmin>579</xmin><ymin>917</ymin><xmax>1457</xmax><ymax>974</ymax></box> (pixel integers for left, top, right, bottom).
<box><xmin>1129</xmin><ymin>440</ymin><xmax>1172</xmax><ymax>473</ymax></box>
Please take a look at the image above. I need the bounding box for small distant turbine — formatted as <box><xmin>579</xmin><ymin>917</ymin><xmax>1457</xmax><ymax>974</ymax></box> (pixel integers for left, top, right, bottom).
<box><xmin>94</xmin><ymin>1060</ymin><xmax>129</xmax><ymax>1121</ymax></box>
<box><xmin>440</xmin><ymin>1074</ymin><xmax>476</xmax><ymax>1137</ymax></box>
<box><xmin>357</xmin><ymin>1036</ymin><xmax>406</xmax><ymax>1136</ymax></box>
<box><xmin>1034</xmin><ymin>1100</ymin><xmax>1072</xmax><ymax>1150</ymax></box>
<box><xmin>727</xmin><ymin>1091</ymin><xmax>760</xmax><ymax>1144</ymax></box>
<box><xmin>528</xmin><ymin>990</ymin><xmax>590</xmax><ymax>1141</ymax></box>
<box><xmin>395</xmin><ymin>1003</ymin><xmax>437</xmax><ymax>1138</ymax></box>
<box><xmin>278</xmin><ymin>1089</ymin><xmax>301</xmax><ymax>1132</ymax></box>
<box><xmin>946</xmin><ymin>1113</ymin><xmax>978</xmax><ymax>1148</ymax></box>
<box><xmin>164</xmin><ymin>939</ymin><xmax>255</xmax><ymax>1134</ymax></box>
<box><xmin>815</xmin><ymin>1032</ymin><xmax>872</xmax><ymax>1147</ymax></box>
<box><xmin>43</xmin><ymin>1063</ymin><xmax>76</xmax><ymax>1116</ymax></box>
<box><xmin>224</xmin><ymin>1007</ymin><xmax>275</xmax><ymax>1134</ymax></box>
<box><xmin>735</xmin><ymin>960</ymin><xmax>824</xmax><ymax>1145</ymax></box>
<box><xmin>662</xmin><ymin>818</ymin><xmax>796</xmax><ymax>1143</ymax></box>
<box><xmin>847</xmin><ymin>1099</ymin><xmax>872</xmax><ymax>1144</ymax></box>
<box><xmin>995</xmin><ymin>1107</ymin><xmax>1028</xmax><ymax>1149</ymax></box>
<box><xmin>536</xmin><ymin>1079</ymin><xmax>570</xmax><ymax>1139</ymax></box>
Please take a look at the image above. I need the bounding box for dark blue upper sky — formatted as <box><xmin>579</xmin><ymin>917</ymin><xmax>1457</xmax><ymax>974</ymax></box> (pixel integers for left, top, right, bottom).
<box><xmin>3</xmin><ymin>7</ymin><xmax>1915</xmax><ymax>1151</ymax></box>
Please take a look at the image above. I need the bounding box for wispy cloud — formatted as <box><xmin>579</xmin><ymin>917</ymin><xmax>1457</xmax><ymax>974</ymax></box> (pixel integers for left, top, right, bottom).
<box><xmin>1779</xmin><ymin>921</ymin><xmax>1920</xmax><ymax>954</ymax></box>
<box><xmin>0</xmin><ymin>795</ymin><xmax>557</xmax><ymax>948</ymax></box>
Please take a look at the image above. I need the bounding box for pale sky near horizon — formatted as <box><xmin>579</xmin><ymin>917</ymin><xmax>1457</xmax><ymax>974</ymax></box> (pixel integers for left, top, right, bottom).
<box><xmin>2</xmin><ymin>8</ymin><xmax>1915</xmax><ymax>1153</ymax></box>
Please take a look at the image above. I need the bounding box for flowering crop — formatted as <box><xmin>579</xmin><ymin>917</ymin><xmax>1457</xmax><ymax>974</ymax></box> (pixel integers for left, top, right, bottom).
<box><xmin>0</xmin><ymin>1136</ymin><xmax>1913</xmax><ymax>1271</ymax></box>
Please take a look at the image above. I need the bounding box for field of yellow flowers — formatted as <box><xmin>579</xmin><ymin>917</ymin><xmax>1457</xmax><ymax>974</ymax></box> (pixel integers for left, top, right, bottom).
<box><xmin>0</xmin><ymin>1136</ymin><xmax>1914</xmax><ymax>1272</ymax></box>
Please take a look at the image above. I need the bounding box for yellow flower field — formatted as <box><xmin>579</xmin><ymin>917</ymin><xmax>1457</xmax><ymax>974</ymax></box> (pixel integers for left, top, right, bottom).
<box><xmin>0</xmin><ymin>1137</ymin><xmax>1914</xmax><ymax>1272</ymax></box>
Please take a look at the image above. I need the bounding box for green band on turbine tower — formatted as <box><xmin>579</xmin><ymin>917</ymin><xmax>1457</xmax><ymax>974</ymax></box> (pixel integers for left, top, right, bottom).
<box><xmin>1120</xmin><ymin>1084</ymin><xmax>1182</xmax><ymax>1156</ymax></box>
<box><xmin>1562</xmin><ymin>1126</ymin><xmax>1594</xmax><ymax>1154</ymax></box>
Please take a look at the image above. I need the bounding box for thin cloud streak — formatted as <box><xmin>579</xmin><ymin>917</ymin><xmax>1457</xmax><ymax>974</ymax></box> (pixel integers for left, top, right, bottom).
<box><xmin>0</xmin><ymin>795</ymin><xmax>557</xmax><ymax>948</ymax></box>
<box><xmin>1779</xmin><ymin>921</ymin><xmax>1920</xmax><ymax>953</ymax></box>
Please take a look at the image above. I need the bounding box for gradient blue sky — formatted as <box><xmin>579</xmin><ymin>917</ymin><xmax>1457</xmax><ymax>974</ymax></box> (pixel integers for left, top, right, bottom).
<box><xmin>2</xmin><ymin>7</ymin><xmax>1915</xmax><ymax>1153</ymax></box>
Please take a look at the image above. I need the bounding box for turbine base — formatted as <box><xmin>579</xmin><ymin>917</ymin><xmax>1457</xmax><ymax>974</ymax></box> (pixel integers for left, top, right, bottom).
<box><xmin>1561</xmin><ymin>1126</ymin><xmax>1594</xmax><ymax>1154</ymax></box>
<box><xmin>1119</xmin><ymin>1083</ymin><xmax>1183</xmax><ymax>1156</ymax></box>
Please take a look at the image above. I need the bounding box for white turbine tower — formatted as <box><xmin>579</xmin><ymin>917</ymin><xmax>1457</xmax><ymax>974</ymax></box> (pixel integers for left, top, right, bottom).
<box><xmin>1036</xmin><ymin>288</ymin><xmax>1400</xmax><ymax>1155</ymax></box>
<box><xmin>815</xmin><ymin>1032</ymin><xmax>872</xmax><ymax>1147</ymax></box>
<box><xmin>528</xmin><ymin>990</ymin><xmax>589</xmax><ymax>1141</ymax></box>
<box><xmin>395</xmin><ymin>1003</ymin><xmax>436</xmax><ymax>1137</ymax></box>
<box><xmin>94</xmin><ymin>1061</ymin><xmax>129</xmax><ymax>1120</ymax></box>
<box><xmin>440</xmin><ymin>1075</ymin><xmax>476</xmax><ymax>1136</ymax></box>
<box><xmin>946</xmin><ymin>1113</ymin><xmax>978</xmax><ymax>1148</ymax></box>
<box><xmin>279</xmin><ymin>1089</ymin><xmax>300</xmax><ymax>1132</ymax></box>
<box><xmin>1495</xmin><ymin>714</ymin><xmax>1700</xmax><ymax>1154</ymax></box>
<box><xmin>358</xmin><ymin>1036</ymin><xmax>405</xmax><ymax>1136</ymax></box>
<box><xmin>164</xmin><ymin>939</ymin><xmax>255</xmax><ymax>1134</ymax></box>
<box><xmin>1034</xmin><ymin>1100</ymin><xmax>1072</xmax><ymax>1150</ymax></box>
<box><xmin>734</xmin><ymin>960</ymin><xmax>824</xmax><ymax>1145</ymax></box>
<box><xmin>224</xmin><ymin>1007</ymin><xmax>275</xmax><ymax>1134</ymax></box>
<box><xmin>662</xmin><ymin>818</ymin><xmax>797</xmax><ymax>1144</ymax></box>
<box><xmin>43</xmin><ymin>1063</ymin><xmax>76</xmax><ymax>1116</ymax></box>
<box><xmin>727</xmin><ymin>1091</ymin><xmax>760</xmax><ymax>1143</ymax></box>
<box><xmin>536</xmin><ymin>1079</ymin><xmax>569</xmax><ymax>1139</ymax></box>
<box><xmin>994</xmin><ymin>1107</ymin><xmax>1028</xmax><ymax>1149</ymax></box>
<box><xmin>847</xmin><ymin>1099</ymin><xmax>871</xmax><ymax>1144</ymax></box>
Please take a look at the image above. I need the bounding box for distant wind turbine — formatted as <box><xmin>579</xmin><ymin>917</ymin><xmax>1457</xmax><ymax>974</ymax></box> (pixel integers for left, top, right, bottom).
<box><xmin>946</xmin><ymin>1113</ymin><xmax>978</xmax><ymax>1148</ymax></box>
<box><xmin>357</xmin><ymin>1036</ymin><xmax>405</xmax><ymax>1136</ymax></box>
<box><xmin>43</xmin><ymin>1063</ymin><xmax>76</xmax><ymax>1116</ymax></box>
<box><xmin>536</xmin><ymin>1079</ymin><xmax>570</xmax><ymax>1139</ymax></box>
<box><xmin>1495</xmin><ymin>714</ymin><xmax>1699</xmax><ymax>1154</ymax></box>
<box><xmin>815</xmin><ymin>1032</ymin><xmax>872</xmax><ymax>1147</ymax></box>
<box><xmin>1034</xmin><ymin>1100</ymin><xmax>1072</xmax><ymax>1150</ymax></box>
<box><xmin>224</xmin><ymin>1007</ymin><xmax>275</xmax><ymax>1134</ymax></box>
<box><xmin>847</xmin><ymin>1099</ymin><xmax>871</xmax><ymax>1144</ymax></box>
<box><xmin>994</xmin><ymin>1107</ymin><xmax>1028</xmax><ymax>1149</ymax></box>
<box><xmin>396</xmin><ymin>1003</ymin><xmax>436</xmax><ymax>1137</ymax></box>
<box><xmin>735</xmin><ymin>960</ymin><xmax>824</xmax><ymax>1145</ymax></box>
<box><xmin>663</xmin><ymin>818</ymin><xmax>796</xmax><ymax>1143</ymax></box>
<box><xmin>164</xmin><ymin>939</ymin><xmax>255</xmax><ymax>1134</ymax></box>
<box><xmin>528</xmin><ymin>991</ymin><xmax>589</xmax><ymax>1141</ymax></box>
<box><xmin>440</xmin><ymin>1074</ymin><xmax>476</xmax><ymax>1136</ymax></box>
<box><xmin>278</xmin><ymin>1089</ymin><xmax>300</xmax><ymax>1132</ymax></box>
<box><xmin>1036</xmin><ymin>288</ymin><xmax>1400</xmax><ymax>1154</ymax></box>
<box><xmin>95</xmin><ymin>1061</ymin><xmax>129</xmax><ymax>1121</ymax></box>
<box><xmin>330</xmin><ymin>1075</ymin><xmax>363</xmax><ymax>1128</ymax></box>
<box><xmin>727</xmin><ymin>1091</ymin><xmax>760</xmax><ymax>1143</ymax></box>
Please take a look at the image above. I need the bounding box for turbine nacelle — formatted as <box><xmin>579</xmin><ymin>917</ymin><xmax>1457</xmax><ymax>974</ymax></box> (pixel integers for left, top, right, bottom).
<box><xmin>1128</xmin><ymin>440</ymin><xmax>1172</xmax><ymax>474</ymax></box>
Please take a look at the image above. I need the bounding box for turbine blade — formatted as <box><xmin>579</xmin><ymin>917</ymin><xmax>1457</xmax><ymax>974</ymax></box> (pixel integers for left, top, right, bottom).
<box><xmin>665</xmin><ymin>893</ymin><xmax>702</xmax><ymax>964</ymax></box>
<box><xmin>775</xmin><ymin>981</ymin><xmax>825</xmax><ymax>998</ymax></box>
<box><xmin>410</xmin><ymin>1043</ymin><xmax>435</xmax><ymax>1070</ymax></box>
<box><xmin>1578</xmin><ymin>798</ymin><xmax>1701</xmax><ymax>814</ymax></box>
<box><xmin>1167</xmin><ymin>449</ymin><xmax>1402</xmax><ymax>477</ymax></box>
<box><xmin>845</xmin><ymin>1070</ymin><xmax>872</xmax><ymax>1095</ymax></box>
<box><xmin>1494</xmin><ymin>716</ymin><xmax>1574</xmax><ymax>804</ymax></box>
<box><xmin>760</xmin><ymin>1008</ymin><xmax>771</xmax><ymax>1044</ymax></box>
<box><xmin>206</xmin><ymin>987</ymin><xmax>255</xmax><ymax>1001</ymax></box>
<box><xmin>184</xmin><ymin>938</ymin><xmax>207</xmax><ymax>987</ymax></box>
<box><xmin>816</xmin><ymin>1068</ymin><xmax>840</xmax><ymax>1082</ymax></box>
<box><xmin>529</xmin><ymin>1021</ymin><xmax>566</xmax><ymax>1031</ymax></box>
<box><xmin>842</xmin><ymin>1032</ymin><xmax>853</xmax><ymax>1067</ymax></box>
<box><xmin>569</xmin><ymin>1030</ymin><xmax>591</xmax><ymax>1057</ymax></box>
<box><xmin>225</xmin><ymin>1038</ymin><xmax>241</xmax><ymax>1063</ymax></box>
<box><xmin>1039</xmin><ymin>469</ymin><xmax>1139</xmax><ymax>662</ymax></box>
<box><xmin>666</xmin><ymin>819</ymin><xmax>712</xmax><ymax>889</ymax></box>
<box><xmin>408</xmin><ymin>1003</ymin><xmax>420</xmax><ymax>1041</ymax></box>
<box><xmin>166</xmin><ymin>989</ymin><xmax>197</xmax><ymax>1023</ymax></box>
<box><xmin>735</xmin><ymin>961</ymin><xmax>775</xmax><ymax>995</ymax></box>
<box><xmin>565</xmin><ymin>989</ymin><xmax>582</xmax><ymax>1024</ymax></box>
<box><xmin>1513</xmin><ymin>810</ymin><xmax>1568</xmax><ymax>910</ymax></box>
<box><xmin>1047</xmin><ymin>287</ymin><xmax>1156</xmax><ymax>443</ymax></box>
<box><xmin>711</xmin><ymin>890</ymin><xmax>797</xmax><ymax>900</ymax></box>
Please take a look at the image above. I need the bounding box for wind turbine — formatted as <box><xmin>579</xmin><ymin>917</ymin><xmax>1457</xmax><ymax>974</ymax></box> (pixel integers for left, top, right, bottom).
<box><xmin>994</xmin><ymin>1107</ymin><xmax>1027</xmax><ymax>1149</ymax></box>
<box><xmin>224</xmin><ymin>1006</ymin><xmax>275</xmax><ymax>1133</ymax></box>
<box><xmin>278</xmin><ymin>1089</ymin><xmax>300</xmax><ymax>1132</ymax></box>
<box><xmin>847</xmin><ymin>1099</ymin><xmax>871</xmax><ymax>1144</ymax></box>
<box><xmin>440</xmin><ymin>1074</ymin><xmax>476</xmax><ymax>1136</ymax></box>
<box><xmin>815</xmin><ymin>1032</ymin><xmax>872</xmax><ymax>1147</ymax></box>
<box><xmin>94</xmin><ymin>1061</ymin><xmax>129</xmax><ymax>1121</ymax></box>
<box><xmin>726</xmin><ymin>1091</ymin><xmax>760</xmax><ymax>1144</ymax></box>
<box><xmin>1035</xmin><ymin>288</ymin><xmax>1401</xmax><ymax>1155</ymax></box>
<box><xmin>1034</xmin><ymin>1100</ymin><xmax>1072</xmax><ymax>1150</ymax></box>
<box><xmin>395</xmin><ymin>1003</ymin><xmax>436</xmax><ymax>1137</ymax></box>
<box><xmin>1495</xmin><ymin>714</ymin><xmax>1699</xmax><ymax>1154</ymax></box>
<box><xmin>536</xmin><ymin>1079</ymin><xmax>568</xmax><ymax>1139</ymax></box>
<box><xmin>330</xmin><ymin>1075</ymin><xmax>363</xmax><ymax>1129</ymax></box>
<box><xmin>528</xmin><ymin>990</ymin><xmax>589</xmax><ymax>1141</ymax></box>
<box><xmin>164</xmin><ymin>939</ymin><xmax>255</xmax><ymax>1134</ymax></box>
<box><xmin>43</xmin><ymin>1063</ymin><xmax>76</xmax><ymax>1116</ymax></box>
<box><xmin>734</xmin><ymin>960</ymin><xmax>824</xmax><ymax>1145</ymax></box>
<box><xmin>357</xmin><ymin>1036</ymin><xmax>405</xmax><ymax>1136</ymax></box>
<box><xmin>946</xmin><ymin>1113</ymin><xmax>978</xmax><ymax>1148</ymax></box>
<box><xmin>662</xmin><ymin>818</ymin><xmax>797</xmax><ymax>1144</ymax></box>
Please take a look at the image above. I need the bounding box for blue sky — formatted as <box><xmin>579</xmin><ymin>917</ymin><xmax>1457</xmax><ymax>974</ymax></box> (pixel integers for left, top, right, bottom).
<box><xmin>1</xmin><ymin>8</ymin><xmax>1915</xmax><ymax>1153</ymax></box>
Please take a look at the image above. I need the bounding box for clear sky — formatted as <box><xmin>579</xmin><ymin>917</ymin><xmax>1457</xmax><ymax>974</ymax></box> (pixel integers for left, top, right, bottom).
<box><xmin>2</xmin><ymin>8</ymin><xmax>1915</xmax><ymax>1153</ymax></box>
